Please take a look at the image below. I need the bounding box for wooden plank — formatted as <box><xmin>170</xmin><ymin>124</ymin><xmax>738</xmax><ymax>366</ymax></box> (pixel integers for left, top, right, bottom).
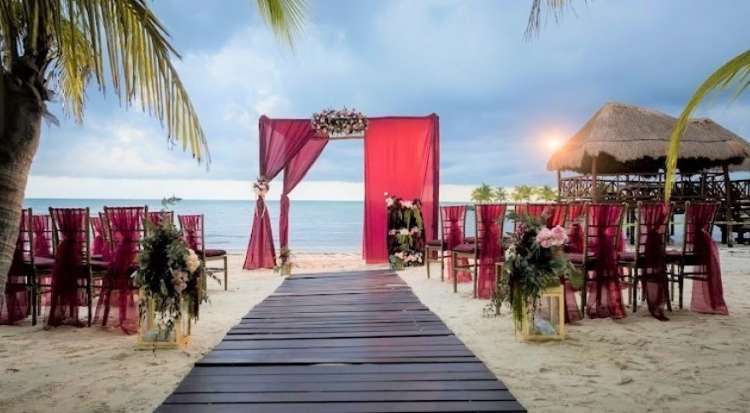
<box><xmin>173</xmin><ymin>380</ymin><xmax>508</xmax><ymax>393</ymax></box>
<box><xmin>197</xmin><ymin>355</ymin><xmax>479</xmax><ymax>366</ymax></box>
<box><xmin>176</xmin><ymin>372</ymin><xmax>501</xmax><ymax>384</ymax></box>
<box><xmin>156</xmin><ymin>401</ymin><xmax>526</xmax><ymax>413</ymax></box>
<box><xmin>186</xmin><ymin>362</ymin><xmax>492</xmax><ymax>376</ymax></box>
<box><xmin>222</xmin><ymin>331</ymin><xmax>454</xmax><ymax>340</ymax></box>
<box><xmin>164</xmin><ymin>390</ymin><xmax>518</xmax><ymax>403</ymax></box>
<box><xmin>212</xmin><ymin>336</ymin><xmax>464</xmax><ymax>349</ymax></box>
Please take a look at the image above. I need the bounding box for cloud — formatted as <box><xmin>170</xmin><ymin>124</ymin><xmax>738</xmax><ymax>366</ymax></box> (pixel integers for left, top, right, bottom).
<box><xmin>26</xmin><ymin>0</ymin><xmax>750</xmax><ymax>200</ymax></box>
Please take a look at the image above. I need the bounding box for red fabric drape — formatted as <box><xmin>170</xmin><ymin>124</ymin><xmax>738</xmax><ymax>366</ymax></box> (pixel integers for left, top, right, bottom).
<box><xmin>639</xmin><ymin>203</ymin><xmax>671</xmax><ymax>321</ymax></box>
<box><xmin>279</xmin><ymin>138</ymin><xmax>329</xmax><ymax>249</ymax></box>
<box><xmin>363</xmin><ymin>116</ymin><xmax>439</xmax><ymax>263</ymax></box>
<box><xmin>547</xmin><ymin>204</ymin><xmax>567</xmax><ymax>228</ymax></box>
<box><xmin>476</xmin><ymin>204</ymin><xmax>506</xmax><ymax>299</ymax></box>
<box><xmin>95</xmin><ymin>207</ymin><xmax>143</xmax><ymax>334</ymax></box>
<box><xmin>526</xmin><ymin>203</ymin><xmax>547</xmax><ymax>218</ymax></box>
<box><xmin>586</xmin><ymin>204</ymin><xmax>626</xmax><ymax>319</ymax></box>
<box><xmin>688</xmin><ymin>203</ymin><xmax>728</xmax><ymax>315</ymax></box>
<box><xmin>179</xmin><ymin>215</ymin><xmax>204</xmax><ymax>251</ymax></box>
<box><xmin>244</xmin><ymin>118</ymin><xmax>316</xmax><ymax>269</ymax></box>
<box><xmin>442</xmin><ymin>206</ymin><xmax>467</xmax><ymax>281</ymax></box>
<box><xmin>1</xmin><ymin>210</ymin><xmax>30</xmax><ymax>325</ymax></box>
<box><xmin>46</xmin><ymin>208</ymin><xmax>87</xmax><ymax>328</ymax></box>
<box><xmin>149</xmin><ymin>211</ymin><xmax>174</xmax><ymax>227</ymax></box>
<box><xmin>33</xmin><ymin>215</ymin><xmax>52</xmax><ymax>258</ymax></box>
<box><xmin>90</xmin><ymin>217</ymin><xmax>105</xmax><ymax>257</ymax></box>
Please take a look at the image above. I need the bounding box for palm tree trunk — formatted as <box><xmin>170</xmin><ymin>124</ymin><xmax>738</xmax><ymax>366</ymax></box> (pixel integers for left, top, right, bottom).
<box><xmin>0</xmin><ymin>74</ymin><xmax>44</xmax><ymax>310</ymax></box>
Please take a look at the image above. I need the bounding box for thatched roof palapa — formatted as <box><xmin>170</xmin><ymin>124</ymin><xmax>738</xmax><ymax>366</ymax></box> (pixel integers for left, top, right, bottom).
<box><xmin>547</xmin><ymin>102</ymin><xmax>750</xmax><ymax>174</ymax></box>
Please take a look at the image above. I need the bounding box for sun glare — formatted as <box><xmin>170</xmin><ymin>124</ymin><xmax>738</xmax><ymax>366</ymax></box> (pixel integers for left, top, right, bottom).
<box><xmin>546</xmin><ymin>137</ymin><xmax>562</xmax><ymax>151</ymax></box>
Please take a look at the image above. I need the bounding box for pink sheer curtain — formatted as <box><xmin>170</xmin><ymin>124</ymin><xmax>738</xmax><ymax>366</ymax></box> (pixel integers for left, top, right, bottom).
<box><xmin>98</xmin><ymin>212</ymin><xmax>113</xmax><ymax>262</ymax></box>
<box><xmin>46</xmin><ymin>209</ymin><xmax>87</xmax><ymax>328</ymax></box>
<box><xmin>244</xmin><ymin>117</ymin><xmax>316</xmax><ymax>269</ymax></box>
<box><xmin>547</xmin><ymin>204</ymin><xmax>567</xmax><ymax>228</ymax></box>
<box><xmin>33</xmin><ymin>215</ymin><xmax>53</xmax><ymax>258</ymax></box>
<box><xmin>149</xmin><ymin>211</ymin><xmax>174</xmax><ymax>227</ymax></box>
<box><xmin>363</xmin><ymin>116</ymin><xmax>439</xmax><ymax>263</ymax></box>
<box><xmin>586</xmin><ymin>204</ymin><xmax>626</xmax><ymax>319</ymax></box>
<box><xmin>279</xmin><ymin>138</ymin><xmax>328</xmax><ymax>250</ymax></box>
<box><xmin>1</xmin><ymin>210</ymin><xmax>30</xmax><ymax>325</ymax></box>
<box><xmin>476</xmin><ymin>204</ymin><xmax>506</xmax><ymax>299</ymax></box>
<box><xmin>688</xmin><ymin>203</ymin><xmax>728</xmax><ymax>315</ymax></box>
<box><xmin>442</xmin><ymin>206</ymin><xmax>467</xmax><ymax>281</ymax></box>
<box><xmin>179</xmin><ymin>215</ymin><xmax>203</xmax><ymax>251</ymax></box>
<box><xmin>95</xmin><ymin>207</ymin><xmax>144</xmax><ymax>334</ymax></box>
<box><xmin>90</xmin><ymin>217</ymin><xmax>105</xmax><ymax>257</ymax></box>
<box><xmin>639</xmin><ymin>203</ymin><xmax>671</xmax><ymax>321</ymax></box>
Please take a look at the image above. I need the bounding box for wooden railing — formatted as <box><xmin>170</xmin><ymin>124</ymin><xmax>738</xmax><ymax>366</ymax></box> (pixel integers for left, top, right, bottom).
<box><xmin>558</xmin><ymin>172</ymin><xmax>750</xmax><ymax>244</ymax></box>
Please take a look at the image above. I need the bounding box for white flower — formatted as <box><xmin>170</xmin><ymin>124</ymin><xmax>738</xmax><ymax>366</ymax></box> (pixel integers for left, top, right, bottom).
<box><xmin>398</xmin><ymin>228</ymin><xmax>410</xmax><ymax>236</ymax></box>
<box><xmin>386</xmin><ymin>198</ymin><xmax>394</xmax><ymax>207</ymax></box>
<box><xmin>504</xmin><ymin>245</ymin><xmax>516</xmax><ymax>261</ymax></box>
<box><xmin>400</xmin><ymin>200</ymin><xmax>413</xmax><ymax>209</ymax></box>
<box><xmin>185</xmin><ymin>249</ymin><xmax>201</xmax><ymax>273</ymax></box>
<box><xmin>384</xmin><ymin>192</ymin><xmax>389</xmax><ymax>196</ymax></box>
<box><xmin>171</xmin><ymin>269</ymin><xmax>188</xmax><ymax>293</ymax></box>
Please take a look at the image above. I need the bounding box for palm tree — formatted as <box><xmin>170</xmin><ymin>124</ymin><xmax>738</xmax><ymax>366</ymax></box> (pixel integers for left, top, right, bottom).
<box><xmin>514</xmin><ymin>185</ymin><xmax>535</xmax><ymax>201</ymax></box>
<box><xmin>525</xmin><ymin>0</ymin><xmax>748</xmax><ymax>200</ymax></box>
<box><xmin>493</xmin><ymin>186</ymin><xmax>508</xmax><ymax>202</ymax></box>
<box><xmin>471</xmin><ymin>183</ymin><xmax>494</xmax><ymax>203</ymax></box>
<box><xmin>0</xmin><ymin>0</ymin><xmax>307</xmax><ymax>309</ymax></box>
<box><xmin>536</xmin><ymin>185</ymin><xmax>557</xmax><ymax>202</ymax></box>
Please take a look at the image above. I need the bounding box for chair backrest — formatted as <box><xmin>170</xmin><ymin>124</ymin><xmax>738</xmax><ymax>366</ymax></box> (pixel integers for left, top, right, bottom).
<box><xmin>581</xmin><ymin>203</ymin><xmax>626</xmax><ymax>260</ymax></box>
<box><xmin>567</xmin><ymin>203</ymin><xmax>585</xmax><ymax>224</ymax></box>
<box><xmin>103</xmin><ymin>206</ymin><xmax>147</xmax><ymax>255</ymax></box>
<box><xmin>49</xmin><ymin>207</ymin><xmax>91</xmax><ymax>266</ymax></box>
<box><xmin>525</xmin><ymin>203</ymin><xmax>548</xmax><ymax>218</ymax></box>
<box><xmin>633</xmin><ymin>202</ymin><xmax>673</xmax><ymax>263</ymax></box>
<box><xmin>32</xmin><ymin>214</ymin><xmax>54</xmax><ymax>258</ymax></box>
<box><xmin>18</xmin><ymin>208</ymin><xmax>33</xmax><ymax>263</ymax></box>
<box><xmin>148</xmin><ymin>210</ymin><xmax>174</xmax><ymax>227</ymax></box>
<box><xmin>438</xmin><ymin>206</ymin><xmax>467</xmax><ymax>248</ymax></box>
<box><xmin>178</xmin><ymin>214</ymin><xmax>205</xmax><ymax>252</ymax></box>
<box><xmin>682</xmin><ymin>201</ymin><xmax>719</xmax><ymax>254</ymax></box>
<box><xmin>546</xmin><ymin>203</ymin><xmax>568</xmax><ymax>228</ymax></box>
<box><xmin>475</xmin><ymin>203</ymin><xmax>507</xmax><ymax>255</ymax></box>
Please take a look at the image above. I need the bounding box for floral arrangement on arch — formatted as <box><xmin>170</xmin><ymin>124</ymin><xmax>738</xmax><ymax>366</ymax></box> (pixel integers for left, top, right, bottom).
<box><xmin>253</xmin><ymin>176</ymin><xmax>269</xmax><ymax>198</ymax></box>
<box><xmin>133</xmin><ymin>197</ymin><xmax>214</xmax><ymax>337</ymax></box>
<box><xmin>385</xmin><ymin>193</ymin><xmax>424</xmax><ymax>268</ymax></box>
<box><xmin>311</xmin><ymin>108</ymin><xmax>369</xmax><ymax>136</ymax></box>
<box><xmin>273</xmin><ymin>246</ymin><xmax>295</xmax><ymax>275</ymax></box>
<box><xmin>490</xmin><ymin>212</ymin><xmax>582</xmax><ymax>328</ymax></box>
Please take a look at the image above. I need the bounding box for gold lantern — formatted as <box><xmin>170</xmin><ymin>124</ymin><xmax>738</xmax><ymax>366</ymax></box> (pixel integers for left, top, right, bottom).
<box><xmin>136</xmin><ymin>290</ymin><xmax>192</xmax><ymax>350</ymax></box>
<box><xmin>518</xmin><ymin>284</ymin><xmax>566</xmax><ymax>341</ymax></box>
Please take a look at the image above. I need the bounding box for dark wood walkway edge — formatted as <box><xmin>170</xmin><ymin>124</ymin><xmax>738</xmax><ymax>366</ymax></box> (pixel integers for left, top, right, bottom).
<box><xmin>155</xmin><ymin>269</ymin><xmax>527</xmax><ymax>413</ymax></box>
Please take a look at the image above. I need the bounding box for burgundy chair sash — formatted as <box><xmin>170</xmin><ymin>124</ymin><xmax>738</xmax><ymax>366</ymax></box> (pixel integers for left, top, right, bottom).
<box><xmin>688</xmin><ymin>203</ymin><xmax>728</xmax><ymax>315</ymax></box>
<box><xmin>639</xmin><ymin>203</ymin><xmax>671</xmax><ymax>321</ymax></box>
<box><xmin>1</xmin><ymin>211</ymin><xmax>30</xmax><ymax>325</ymax></box>
<box><xmin>587</xmin><ymin>204</ymin><xmax>626</xmax><ymax>320</ymax></box>
<box><xmin>90</xmin><ymin>217</ymin><xmax>104</xmax><ymax>257</ymax></box>
<box><xmin>47</xmin><ymin>209</ymin><xmax>87</xmax><ymax>328</ymax></box>
<box><xmin>33</xmin><ymin>215</ymin><xmax>52</xmax><ymax>258</ymax></box>
<box><xmin>476</xmin><ymin>204</ymin><xmax>505</xmax><ymax>299</ymax></box>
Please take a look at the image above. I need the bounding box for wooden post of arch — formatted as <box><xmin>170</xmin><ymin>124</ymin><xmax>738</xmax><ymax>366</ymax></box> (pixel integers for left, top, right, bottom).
<box><xmin>591</xmin><ymin>155</ymin><xmax>599</xmax><ymax>203</ymax></box>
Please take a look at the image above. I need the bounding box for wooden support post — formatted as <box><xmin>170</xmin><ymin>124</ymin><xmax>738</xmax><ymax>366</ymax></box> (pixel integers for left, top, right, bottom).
<box><xmin>591</xmin><ymin>156</ymin><xmax>599</xmax><ymax>203</ymax></box>
<box><xmin>557</xmin><ymin>170</ymin><xmax>562</xmax><ymax>202</ymax></box>
<box><xmin>723</xmin><ymin>165</ymin><xmax>734</xmax><ymax>248</ymax></box>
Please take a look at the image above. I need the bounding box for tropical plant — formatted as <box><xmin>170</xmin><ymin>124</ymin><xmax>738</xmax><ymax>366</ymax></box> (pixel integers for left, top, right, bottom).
<box><xmin>489</xmin><ymin>212</ymin><xmax>581</xmax><ymax>326</ymax></box>
<box><xmin>0</xmin><ymin>0</ymin><xmax>308</xmax><ymax>311</ymax></box>
<box><xmin>536</xmin><ymin>185</ymin><xmax>557</xmax><ymax>202</ymax></box>
<box><xmin>493</xmin><ymin>186</ymin><xmax>508</xmax><ymax>202</ymax></box>
<box><xmin>471</xmin><ymin>183</ymin><xmax>494</xmax><ymax>203</ymax></box>
<box><xmin>524</xmin><ymin>0</ymin><xmax>748</xmax><ymax>200</ymax></box>
<box><xmin>513</xmin><ymin>185</ymin><xmax>536</xmax><ymax>201</ymax></box>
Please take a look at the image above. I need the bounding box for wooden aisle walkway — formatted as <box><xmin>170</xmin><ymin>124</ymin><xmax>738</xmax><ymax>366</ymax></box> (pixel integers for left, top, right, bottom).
<box><xmin>154</xmin><ymin>269</ymin><xmax>526</xmax><ymax>413</ymax></box>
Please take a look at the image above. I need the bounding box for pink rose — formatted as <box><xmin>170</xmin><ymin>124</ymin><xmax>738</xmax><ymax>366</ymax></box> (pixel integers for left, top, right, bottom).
<box><xmin>550</xmin><ymin>225</ymin><xmax>568</xmax><ymax>246</ymax></box>
<box><xmin>540</xmin><ymin>238</ymin><xmax>552</xmax><ymax>248</ymax></box>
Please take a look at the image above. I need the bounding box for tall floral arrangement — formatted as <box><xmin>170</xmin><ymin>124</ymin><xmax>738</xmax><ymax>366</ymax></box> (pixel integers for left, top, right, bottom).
<box><xmin>133</xmin><ymin>197</ymin><xmax>211</xmax><ymax>337</ymax></box>
<box><xmin>491</xmin><ymin>212</ymin><xmax>581</xmax><ymax>327</ymax></box>
<box><xmin>385</xmin><ymin>193</ymin><xmax>424</xmax><ymax>267</ymax></box>
<box><xmin>253</xmin><ymin>176</ymin><xmax>269</xmax><ymax>198</ymax></box>
<box><xmin>311</xmin><ymin>108</ymin><xmax>369</xmax><ymax>135</ymax></box>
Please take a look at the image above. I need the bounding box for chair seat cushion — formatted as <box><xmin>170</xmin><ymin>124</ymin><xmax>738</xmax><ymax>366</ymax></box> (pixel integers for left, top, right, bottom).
<box><xmin>452</xmin><ymin>243</ymin><xmax>476</xmax><ymax>253</ymax></box>
<box><xmin>617</xmin><ymin>251</ymin><xmax>636</xmax><ymax>262</ymax></box>
<box><xmin>425</xmin><ymin>239</ymin><xmax>446</xmax><ymax>248</ymax></box>
<box><xmin>90</xmin><ymin>260</ymin><xmax>110</xmax><ymax>271</ymax></box>
<box><xmin>464</xmin><ymin>237</ymin><xmax>476</xmax><ymax>244</ymax></box>
<box><xmin>34</xmin><ymin>256</ymin><xmax>55</xmax><ymax>269</ymax></box>
<box><xmin>568</xmin><ymin>253</ymin><xmax>595</xmax><ymax>265</ymax></box>
<box><xmin>201</xmin><ymin>249</ymin><xmax>227</xmax><ymax>257</ymax></box>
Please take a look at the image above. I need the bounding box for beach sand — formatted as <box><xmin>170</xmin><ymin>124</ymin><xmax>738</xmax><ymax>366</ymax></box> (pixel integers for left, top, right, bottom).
<box><xmin>0</xmin><ymin>249</ymin><xmax>748</xmax><ymax>412</ymax></box>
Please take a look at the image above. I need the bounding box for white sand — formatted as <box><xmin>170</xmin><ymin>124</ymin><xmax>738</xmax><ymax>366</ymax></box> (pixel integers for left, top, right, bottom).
<box><xmin>1</xmin><ymin>249</ymin><xmax>748</xmax><ymax>412</ymax></box>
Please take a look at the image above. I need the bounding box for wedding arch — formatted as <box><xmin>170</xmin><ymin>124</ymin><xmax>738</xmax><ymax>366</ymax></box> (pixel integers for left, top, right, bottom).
<box><xmin>243</xmin><ymin>112</ymin><xmax>440</xmax><ymax>269</ymax></box>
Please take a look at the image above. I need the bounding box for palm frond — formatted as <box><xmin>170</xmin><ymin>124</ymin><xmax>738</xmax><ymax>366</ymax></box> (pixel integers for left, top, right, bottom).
<box><xmin>42</xmin><ymin>0</ymin><xmax>209</xmax><ymax>162</ymax></box>
<box><xmin>666</xmin><ymin>49</ymin><xmax>750</xmax><ymax>200</ymax></box>
<box><xmin>525</xmin><ymin>0</ymin><xmax>582</xmax><ymax>40</ymax></box>
<box><xmin>255</xmin><ymin>0</ymin><xmax>308</xmax><ymax>48</ymax></box>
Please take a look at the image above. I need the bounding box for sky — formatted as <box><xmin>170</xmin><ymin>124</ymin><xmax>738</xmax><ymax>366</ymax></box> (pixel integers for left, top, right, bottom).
<box><xmin>25</xmin><ymin>0</ymin><xmax>750</xmax><ymax>201</ymax></box>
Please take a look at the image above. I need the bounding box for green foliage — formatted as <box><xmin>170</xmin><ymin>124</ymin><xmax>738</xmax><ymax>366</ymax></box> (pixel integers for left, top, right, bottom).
<box><xmin>471</xmin><ymin>183</ymin><xmax>494</xmax><ymax>203</ymax></box>
<box><xmin>488</xmin><ymin>212</ymin><xmax>582</xmax><ymax>328</ymax></box>
<box><xmin>511</xmin><ymin>185</ymin><xmax>535</xmax><ymax>202</ymax></box>
<box><xmin>536</xmin><ymin>185</ymin><xmax>557</xmax><ymax>202</ymax></box>
<box><xmin>273</xmin><ymin>246</ymin><xmax>294</xmax><ymax>274</ymax></box>
<box><xmin>493</xmin><ymin>186</ymin><xmax>508</xmax><ymax>202</ymax></box>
